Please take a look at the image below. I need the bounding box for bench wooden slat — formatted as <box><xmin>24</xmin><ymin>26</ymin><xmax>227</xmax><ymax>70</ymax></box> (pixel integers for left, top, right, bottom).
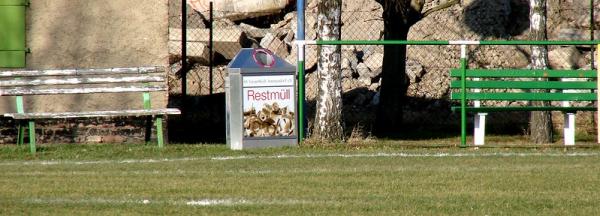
<box><xmin>451</xmin><ymin>92</ymin><xmax>597</xmax><ymax>101</ymax></box>
<box><xmin>450</xmin><ymin>69</ymin><xmax>597</xmax><ymax>78</ymax></box>
<box><xmin>4</xmin><ymin>108</ymin><xmax>181</xmax><ymax>119</ymax></box>
<box><xmin>0</xmin><ymin>67</ymin><xmax>165</xmax><ymax>77</ymax></box>
<box><xmin>450</xmin><ymin>80</ymin><xmax>597</xmax><ymax>89</ymax></box>
<box><xmin>1</xmin><ymin>85</ymin><xmax>166</xmax><ymax>96</ymax></box>
<box><xmin>0</xmin><ymin>75</ymin><xmax>165</xmax><ymax>87</ymax></box>
<box><xmin>450</xmin><ymin>106</ymin><xmax>597</xmax><ymax>112</ymax></box>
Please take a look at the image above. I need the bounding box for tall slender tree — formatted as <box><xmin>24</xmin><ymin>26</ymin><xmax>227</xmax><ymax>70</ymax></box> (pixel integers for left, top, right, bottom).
<box><xmin>529</xmin><ymin>0</ymin><xmax>553</xmax><ymax>143</ymax></box>
<box><xmin>313</xmin><ymin>0</ymin><xmax>344</xmax><ymax>141</ymax></box>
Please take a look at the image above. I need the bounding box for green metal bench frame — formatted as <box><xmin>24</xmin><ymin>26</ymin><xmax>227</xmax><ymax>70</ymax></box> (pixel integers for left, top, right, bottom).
<box><xmin>450</xmin><ymin>66</ymin><xmax>597</xmax><ymax>147</ymax></box>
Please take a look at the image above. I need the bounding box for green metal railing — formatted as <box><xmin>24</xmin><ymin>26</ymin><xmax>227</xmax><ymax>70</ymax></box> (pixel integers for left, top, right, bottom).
<box><xmin>313</xmin><ymin>40</ymin><xmax>600</xmax><ymax>46</ymax></box>
<box><xmin>298</xmin><ymin>40</ymin><xmax>600</xmax><ymax>146</ymax></box>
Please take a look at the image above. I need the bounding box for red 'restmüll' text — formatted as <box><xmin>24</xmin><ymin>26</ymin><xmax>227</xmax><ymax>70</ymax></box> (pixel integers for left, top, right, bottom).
<box><xmin>247</xmin><ymin>89</ymin><xmax>291</xmax><ymax>101</ymax></box>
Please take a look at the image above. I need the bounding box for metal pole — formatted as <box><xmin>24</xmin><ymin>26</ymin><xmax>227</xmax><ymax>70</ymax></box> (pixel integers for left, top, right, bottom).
<box><xmin>181</xmin><ymin>0</ymin><xmax>188</xmax><ymax>101</ymax></box>
<box><xmin>297</xmin><ymin>0</ymin><xmax>306</xmax><ymax>142</ymax></box>
<box><xmin>592</xmin><ymin>0</ymin><xmax>595</xmax><ymax>69</ymax></box>
<box><xmin>209</xmin><ymin>1</ymin><xmax>214</xmax><ymax>95</ymax></box>
<box><xmin>460</xmin><ymin>45</ymin><xmax>468</xmax><ymax>148</ymax></box>
<box><xmin>597</xmin><ymin>44</ymin><xmax>600</xmax><ymax>144</ymax></box>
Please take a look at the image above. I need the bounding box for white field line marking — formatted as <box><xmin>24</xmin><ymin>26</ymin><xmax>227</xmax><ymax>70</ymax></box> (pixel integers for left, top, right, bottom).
<box><xmin>23</xmin><ymin>198</ymin><xmax>315</xmax><ymax>206</ymax></box>
<box><xmin>1</xmin><ymin>152</ymin><xmax>599</xmax><ymax>166</ymax></box>
<box><xmin>0</xmin><ymin>157</ymin><xmax>203</xmax><ymax>166</ymax></box>
<box><xmin>185</xmin><ymin>199</ymin><xmax>316</xmax><ymax>206</ymax></box>
<box><xmin>5</xmin><ymin>164</ymin><xmax>558</xmax><ymax>177</ymax></box>
<box><xmin>210</xmin><ymin>152</ymin><xmax>600</xmax><ymax>160</ymax></box>
<box><xmin>186</xmin><ymin>199</ymin><xmax>250</xmax><ymax>206</ymax></box>
<box><xmin>25</xmin><ymin>198</ymin><xmax>143</xmax><ymax>205</ymax></box>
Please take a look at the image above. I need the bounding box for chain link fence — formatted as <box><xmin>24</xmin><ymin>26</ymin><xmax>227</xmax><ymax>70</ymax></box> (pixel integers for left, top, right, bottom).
<box><xmin>168</xmin><ymin>0</ymin><xmax>597</xmax><ymax>140</ymax></box>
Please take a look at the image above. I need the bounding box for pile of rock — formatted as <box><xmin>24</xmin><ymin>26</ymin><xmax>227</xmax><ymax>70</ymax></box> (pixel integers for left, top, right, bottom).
<box><xmin>168</xmin><ymin>0</ymin><xmax>597</xmax><ymax>129</ymax></box>
<box><xmin>168</xmin><ymin>0</ymin><xmax>383</xmax><ymax>101</ymax></box>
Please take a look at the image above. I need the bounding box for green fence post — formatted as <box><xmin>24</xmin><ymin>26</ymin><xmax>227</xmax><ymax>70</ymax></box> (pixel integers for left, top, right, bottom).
<box><xmin>460</xmin><ymin>44</ymin><xmax>468</xmax><ymax>148</ymax></box>
<box><xmin>597</xmin><ymin>44</ymin><xmax>600</xmax><ymax>144</ymax></box>
<box><xmin>297</xmin><ymin>41</ymin><xmax>306</xmax><ymax>143</ymax></box>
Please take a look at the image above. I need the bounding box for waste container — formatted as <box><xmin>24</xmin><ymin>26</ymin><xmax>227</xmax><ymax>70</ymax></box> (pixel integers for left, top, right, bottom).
<box><xmin>225</xmin><ymin>48</ymin><xmax>297</xmax><ymax>150</ymax></box>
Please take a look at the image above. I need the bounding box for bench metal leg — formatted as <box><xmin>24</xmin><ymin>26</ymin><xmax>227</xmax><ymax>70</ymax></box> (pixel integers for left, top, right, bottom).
<box><xmin>155</xmin><ymin>116</ymin><xmax>164</xmax><ymax>148</ymax></box>
<box><xmin>28</xmin><ymin>121</ymin><xmax>36</xmax><ymax>154</ymax></box>
<box><xmin>474</xmin><ymin>113</ymin><xmax>487</xmax><ymax>146</ymax></box>
<box><xmin>17</xmin><ymin>121</ymin><xmax>25</xmax><ymax>146</ymax></box>
<box><xmin>144</xmin><ymin>116</ymin><xmax>152</xmax><ymax>145</ymax></box>
<box><xmin>564</xmin><ymin>113</ymin><xmax>576</xmax><ymax>146</ymax></box>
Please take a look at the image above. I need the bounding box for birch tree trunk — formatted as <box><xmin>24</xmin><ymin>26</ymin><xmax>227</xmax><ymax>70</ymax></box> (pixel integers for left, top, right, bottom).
<box><xmin>529</xmin><ymin>0</ymin><xmax>553</xmax><ymax>143</ymax></box>
<box><xmin>313</xmin><ymin>0</ymin><xmax>343</xmax><ymax>141</ymax></box>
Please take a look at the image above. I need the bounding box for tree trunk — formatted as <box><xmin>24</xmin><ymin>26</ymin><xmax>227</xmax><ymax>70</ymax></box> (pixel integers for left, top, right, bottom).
<box><xmin>313</xmin><ymin>0</ymin><xmax>343</xmax><ymax>141</ymax></box>
<box><xmin>373</xmin><ymin>0</ymin><xmax>422</xmax><ymax>137</ymax></box>
<box><xmin>529</xmin><ymin>0</ymin><xmax>553</xmax><ymax>143</ymax></box>
<box><xmin>374</xmin><ymin>19</ymin><xmax>411</xmax><ymax>136</ymax></box>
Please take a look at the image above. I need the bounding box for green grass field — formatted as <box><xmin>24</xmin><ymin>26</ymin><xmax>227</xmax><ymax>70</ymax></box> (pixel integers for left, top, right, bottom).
<box><xmin>1</xmin><ymin>141</ymin><xmax>600</xmax><ymax>215</ymax></box>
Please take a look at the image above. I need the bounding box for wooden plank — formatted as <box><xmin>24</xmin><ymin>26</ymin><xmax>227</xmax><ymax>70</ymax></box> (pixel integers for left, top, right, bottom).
<box><xmin>450</xmin><ymin>106</ymin><xmax>597</xmax><ymax>112</ymax></box>
<box><xmin>450</xmin><ymin>80</ymin><xmax>597</xmax><ymax>89</ymax></box>
<box><xmin>450</xmin><ymin>69</ymin><xmax>597</xmax><ymax>78</ymax></box>
<box><xmin>0</xmin><ymin>85</ymin><xmax>166</xmax><ymax>96</ymax></box>
<box><xmin>0</xmin><ymin>67</ymin><xmax>165</xmax><ymax>77</ymax></box>
<box><xmin>0</xmin><ymin>75</ymin><xmax>165</xmax><ymax>87</ymax></box>
<box><xmin>450</xmin><ymin>92</ymin><xmax>597</xmax><ymax>101</ymax></box>
<box><xmin>4</xmin><ymin>108</ymin><xmax>181</xmax><ymax>119</ymax></box>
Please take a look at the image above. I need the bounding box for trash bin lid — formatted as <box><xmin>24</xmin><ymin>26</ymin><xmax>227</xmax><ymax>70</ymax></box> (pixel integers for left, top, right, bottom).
<box><xmin>228</xmin><ymin>48</ymin><xmax>295</xmax><ymax>70</ymax></box>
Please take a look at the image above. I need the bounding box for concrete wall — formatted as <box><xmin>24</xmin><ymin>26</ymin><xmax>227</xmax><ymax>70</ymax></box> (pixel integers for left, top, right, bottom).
<box><xmin>27</xmin><ymin>0</ymin><xmax>168</xmax><ymax>68</ymax></box>
<box><xmin>0</xmin><ymin>0</ymin><xmax>169</xmax><ymax>113</ymax></box>
<box><xmin>0</xmin><ymin>0</ymin><xmax>170</xmax><ymax>144</ymax></box>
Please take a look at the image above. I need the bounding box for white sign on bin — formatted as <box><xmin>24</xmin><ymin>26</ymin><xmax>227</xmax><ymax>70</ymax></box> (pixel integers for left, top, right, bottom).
<box><xmin>242</xmin><ymin>75</ymin><xmax>295</xmax><ymax>137</ymax></box>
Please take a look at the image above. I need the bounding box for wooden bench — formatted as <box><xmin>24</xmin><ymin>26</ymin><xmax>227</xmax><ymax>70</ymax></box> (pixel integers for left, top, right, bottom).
<box><xmin>450</xmin><ymin>68</ymin><xmax>597</xmax><ymax>146</ymax></box>
<box><xmin>0</xmin><ymin>67</ymin><xmax>181</xmax><ymax>153</ymax></box>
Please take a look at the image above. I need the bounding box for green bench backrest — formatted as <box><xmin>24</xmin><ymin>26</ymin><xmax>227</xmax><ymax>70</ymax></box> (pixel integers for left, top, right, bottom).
<box><xmin>450</xmin><ymin>69</ymin><xmax>598</xmax><ymax>101</ymax></box>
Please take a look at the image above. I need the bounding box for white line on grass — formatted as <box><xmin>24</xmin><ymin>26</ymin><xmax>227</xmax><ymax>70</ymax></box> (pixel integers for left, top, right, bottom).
<box><xmin>210</xmin><ymin>152</ymin><xmax>600</xmax><ymax>160</ymax></box>
<box><xmin>185</xmin><ymin>199</ymin><xmax>251</xmax><ymax>206</ymax></box>
<box><xmin>1</xmin><ymin>152</ymin><xmax>598</xmax><ymax>166</ymax></box>
<box><xmin>185</xmin><ymin>199</ymin><xmax>316</xmax><ymax>206</ymax></box>
<box><xmin>23</xmin><ymin>197</ymin><xmax>315</xmax><ymax>206</ymax></box>
<box><xmin>0</xmin><ymin>157</ymin><xmax>203</xmax><ymax>166</ymax></box>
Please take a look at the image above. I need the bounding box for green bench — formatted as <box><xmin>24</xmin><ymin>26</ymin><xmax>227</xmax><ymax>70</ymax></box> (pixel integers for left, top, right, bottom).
<box><xmin>0</xmin><ymin>67</ymin><xmax>181</xmax><ymax>153</ymax></box>
<box><xmin>450</xmin><ymin>68</ymin><xmax>597</xmax><ymax>146</ymax></box>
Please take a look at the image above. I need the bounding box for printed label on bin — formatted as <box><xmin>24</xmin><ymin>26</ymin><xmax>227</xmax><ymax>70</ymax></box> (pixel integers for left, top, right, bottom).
<box><xmin>242</xmin><ymin>75</ymin><xmax>295</xmax><ymax>138</ymax></box>
<box><xmin>243</xmin><ymin>75</ymin><xmax>294</xmax><ymax>87</ymax></box>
